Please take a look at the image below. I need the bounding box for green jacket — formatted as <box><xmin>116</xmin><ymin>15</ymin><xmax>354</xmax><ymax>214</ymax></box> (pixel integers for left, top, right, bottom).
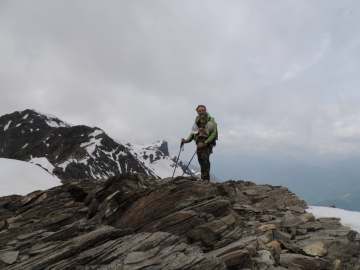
<box><xmin>186</xmin><ymin>112</ymin><xmax>217</xmax><ymax>146</ymax></box>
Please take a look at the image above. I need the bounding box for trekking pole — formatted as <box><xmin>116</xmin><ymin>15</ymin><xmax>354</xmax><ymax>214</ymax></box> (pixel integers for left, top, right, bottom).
<box><xmin>182</xmin><ymin>149</ymin><xmax>197</xmax><ymax>177</ymax></box>
<box><xmin>172</xmin><ymin>142</ymin><xmax>184</xmax><ymax>179</ymax></box>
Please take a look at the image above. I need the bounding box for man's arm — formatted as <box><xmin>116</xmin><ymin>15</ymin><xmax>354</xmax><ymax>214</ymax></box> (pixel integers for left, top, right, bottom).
<box><xmin>183</xmin><ymin>133</ymin><xmax>194</xmax><ymax>143</ymax></box>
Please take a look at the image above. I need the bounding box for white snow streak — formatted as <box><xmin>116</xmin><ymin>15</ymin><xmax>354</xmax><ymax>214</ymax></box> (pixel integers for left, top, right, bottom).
<box><xmin>43</xmin><ymin>137</ymin><xmax>50</xmax><ymax>147</ymax></box>
<box><xmin>78</xmin><ymin>157</ymin><xmax>89</xmax><ymax>166</ymax></box>
<box><xmin>29</xmin><ymin>157</ymin><xmax>55</xmax><ymax>173</ymax></box>
<box><xmin>4</xmin><ymin>120</ymin><xmax>11</xmax><ymax>131</ymax></box>
<box><xmin>80</xmin><ymin>129</ymin><xmax>104</xmax><ymax>158</ymax></box>
<box><xmin>58</xmin><ymin>158</ymin><xmax>77</xmax><ymax>170</ymax></box>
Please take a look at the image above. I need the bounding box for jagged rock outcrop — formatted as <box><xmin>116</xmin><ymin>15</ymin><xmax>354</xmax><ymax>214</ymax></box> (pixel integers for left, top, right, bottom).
<box><xmin>1</xmin><ymin>175</ymin><xmax>360</xmax><ymax>269</ymax></box>
<box><xmin>126</xmin><ymin>140</ymin><xmax>196</xmax><ymax>179</ymax></box>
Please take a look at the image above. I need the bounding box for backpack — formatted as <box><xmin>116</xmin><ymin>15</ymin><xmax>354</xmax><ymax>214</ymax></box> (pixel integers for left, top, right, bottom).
<box><xmin>197</xmin><ymin>117</ymin><xmax>217</xmax><ymax>147</ymax></box>
<box><xmin>209</xmin><ymin>117</ymin><xmax>218</xmax><ymax>147</ymax></box>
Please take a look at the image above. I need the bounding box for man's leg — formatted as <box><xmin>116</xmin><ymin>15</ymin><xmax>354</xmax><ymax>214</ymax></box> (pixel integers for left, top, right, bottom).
<box><xmin>197</xmin><ymin>146</ymin><xmax>211</xmax><ymax>181</ymax></box>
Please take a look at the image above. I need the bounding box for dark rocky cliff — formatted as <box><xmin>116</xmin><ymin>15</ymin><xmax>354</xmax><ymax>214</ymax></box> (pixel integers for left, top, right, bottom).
<box><xmin>0</xmin><ymin>109</ymin><xmax>160</xmax><ymax>180</ymax></box>
<box><xmin>1</xmin><ymin>174</ymin><xmax>359</xmax><ymax>269</ymax></box>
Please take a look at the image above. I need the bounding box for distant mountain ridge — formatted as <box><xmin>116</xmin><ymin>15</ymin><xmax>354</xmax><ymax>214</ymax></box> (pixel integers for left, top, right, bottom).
<box><xmin>263</xmin><ymin>161</ymin><xmax>360</xmax><ymax>211</ymax></box>
<box><xmin>0</xmin><ymin>109</ymin><xmax>193</xmax><ymax>181</ymax></box>
<box><xmin>213</xmin><ymin>153</ymin><xmax>360</xmax><ymax>211</ymax></box>
<box><xmin>227</xmin><ymin>156</ymin><xmax>360</xmax><ymax>211</ymax></box>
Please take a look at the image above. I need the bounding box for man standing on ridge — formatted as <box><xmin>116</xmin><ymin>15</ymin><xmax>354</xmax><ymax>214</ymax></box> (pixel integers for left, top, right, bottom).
<box><xmin>181</xmin><ymin>105</ymin><xmax>217</xmax><ymax>182</ymax></box>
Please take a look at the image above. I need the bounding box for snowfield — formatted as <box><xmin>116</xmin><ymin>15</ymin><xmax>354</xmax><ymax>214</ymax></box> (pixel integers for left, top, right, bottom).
<box><xmin>307</xmin><ymin>206</ymin><xmax>360</xmax><ymax>233</ymax></box>
<box><xmin>0</xmin><ymin>158</ymin><xmax>62</xmax><ymax>197</ymax></box>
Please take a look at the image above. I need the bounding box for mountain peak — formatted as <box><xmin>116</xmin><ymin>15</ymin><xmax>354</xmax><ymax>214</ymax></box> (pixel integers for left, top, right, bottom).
<box><xmin>30</xmin><ymin>109</ymin><xmax>74</xmax><ymax>128</ymax></box>
<box><xmin>0</xmin><ymin>109</ymin><xmax>73</xmax><ymax>132</ymax></box>
<box><xmin>0</xmin><ymin>110</ymin><xmax>193</xmax><ymax>181</ymax></box>
<box><xmin>125</xmin><ymin>140</ymin><xmax>193</xmax><ymax>179</ymax></box>
<box><xmin>129</xmin><ymin>140</ymin><xmax>169</xmax><ymax>156</ymax></box>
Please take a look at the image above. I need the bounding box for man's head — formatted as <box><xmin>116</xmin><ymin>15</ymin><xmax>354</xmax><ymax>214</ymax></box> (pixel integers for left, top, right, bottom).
<box><xmin>196</xmin><ymin>105</ymin><xmax>207</xmax><ymax>118</ymax></box>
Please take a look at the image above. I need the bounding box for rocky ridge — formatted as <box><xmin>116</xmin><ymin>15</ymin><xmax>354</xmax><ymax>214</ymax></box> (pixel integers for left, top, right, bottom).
<box><xmin>1</xmin><ymin>174</ymin><xmax>359</xmax><ymax>269</ymax></box>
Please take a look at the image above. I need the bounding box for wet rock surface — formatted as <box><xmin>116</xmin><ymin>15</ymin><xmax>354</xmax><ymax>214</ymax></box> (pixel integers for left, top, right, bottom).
<box><xmin>1</xmin><ymin>173</ymin><xmax>360</xmax><ymax>269</ymax></box>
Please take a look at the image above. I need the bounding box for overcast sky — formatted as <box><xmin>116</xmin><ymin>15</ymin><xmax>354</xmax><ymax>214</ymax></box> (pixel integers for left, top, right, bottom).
<box><xmin>1</xmin><ymin>1</ymin><xmax>360</xmax><ymax>178</ymax></box>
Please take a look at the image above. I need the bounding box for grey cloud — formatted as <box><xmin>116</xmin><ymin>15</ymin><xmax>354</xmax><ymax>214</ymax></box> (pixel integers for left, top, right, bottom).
<box><xmin>1</xmin><ymin>0</ymin><xmax>360</xmax><ymax>174</ymax></box>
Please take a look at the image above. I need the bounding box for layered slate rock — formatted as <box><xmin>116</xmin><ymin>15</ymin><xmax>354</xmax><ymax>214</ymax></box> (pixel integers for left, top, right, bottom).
<box><xmin>1</xmin><ymin>174</ymin><xmax>360</xmax><ymax>269</ymax></box>
<box><xmin>5</xmin><ymin>227</ymin><xmax>225</xmax><ymax>270</ymax></box>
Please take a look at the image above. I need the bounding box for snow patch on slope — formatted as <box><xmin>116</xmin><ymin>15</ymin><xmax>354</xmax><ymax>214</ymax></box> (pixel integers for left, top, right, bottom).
<box><xmin>58</xmin><ymin>158</ymin><xmax>77</xmax><ymax>170</ymax></box>
<box><xmin>0</xmin><ymin>158</ymin><xmax>61</xmax><ymax>196</ymax></box>
<box><xmin>29</xmin><ymin>157</ymin><xmax>55</xmax><ymax>174</ymax></box>
<box><xmin>80</xmin><ymin>129</ymin><xmax>104</xmax><ymax>158</ymax></box>
<box><xmin>307</xmin><ymin>206</ymin><xmax>360</xmax><ymax>233</ymax></box>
